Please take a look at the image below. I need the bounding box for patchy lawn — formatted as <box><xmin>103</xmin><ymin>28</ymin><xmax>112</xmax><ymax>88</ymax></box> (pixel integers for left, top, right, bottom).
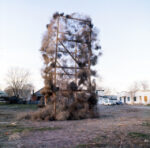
<box><xmin>0</xmin><ymin>104</ymin><xmax>37</xmax><ymax>110</ymax></box>
<box><xmin>0</xmin><ymin>104</ymin><xmax>150</xmax><ymax>148</ymax></box>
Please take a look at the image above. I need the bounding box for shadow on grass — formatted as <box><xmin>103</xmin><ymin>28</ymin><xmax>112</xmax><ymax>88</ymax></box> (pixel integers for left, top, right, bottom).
<box><xmin>76</xmin><ymin>143</ymin><xmax>107</xmax><ymax>148</ymax></box>
<box><xmin>0</xmin><ymin>104</ymin><xmax>38</xmax><ymax>110</ymax></box>
<box><xmin>0</xmin><ymin>123</ymin><xmax>61</xmax><ymax>134</ymax></box>
<box><xmin>76</xmin><ymin>135</ymin><xmax>107</xmax><ymax>148</ymax></box>
<box><xmin>142</xmin><ymin>121</ymin><xmax>150</xmax><ymax>127</ymax></box>
<box><xmin>128</xmin><ymin>132</ymin><xmax>150</xmax><ymax>139</ymax></box>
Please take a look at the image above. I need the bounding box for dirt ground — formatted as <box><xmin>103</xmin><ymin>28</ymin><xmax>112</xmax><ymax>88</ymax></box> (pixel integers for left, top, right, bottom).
<box><xmin>0</xmin><ymin>104</ymin><xmax>150</xmax><ymax>148</ymax></box>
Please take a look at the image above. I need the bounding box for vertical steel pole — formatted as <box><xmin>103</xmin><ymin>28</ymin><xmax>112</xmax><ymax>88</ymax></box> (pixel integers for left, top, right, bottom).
<box><xmin>75</xmin><ymin>42</ymin><xmax>77</xmax><ymax>101</ymax></box>
<box><xmin>54</xmin><ymin>16</ymin><xmax>60</xmax><ymax>118</ymax></box>
<box><xmin>88</xmin><ymin>21</ymin><xmax>92</xmax><ymax>92</ymax></box>
<box><xmin>75</xmin><ymin>42</ymin><xmax>77</xmax><ymax>85</ymax></box>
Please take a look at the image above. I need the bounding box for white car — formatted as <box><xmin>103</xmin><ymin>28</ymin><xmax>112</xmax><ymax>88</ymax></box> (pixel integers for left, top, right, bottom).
<box><xmin>103</xmin><ymin>99</ymin><xmax>114</xmax><ymax>105</ymax></box>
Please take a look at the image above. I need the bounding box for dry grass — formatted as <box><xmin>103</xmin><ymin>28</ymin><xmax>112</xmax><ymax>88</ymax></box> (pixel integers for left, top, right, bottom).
<box><xmin>18</xmin><ymin>100</ymin><xmax>99</xmax><ymax>121</ymax></box>
<box><xmin>1</xmin><ymin>104</ymin><xmax>150</xmax><ymax>147</ymax></box>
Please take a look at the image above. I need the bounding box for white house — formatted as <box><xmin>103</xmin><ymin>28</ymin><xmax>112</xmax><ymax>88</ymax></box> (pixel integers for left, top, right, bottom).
<box><xmin>0</xmin><ymin>91</ymin><xmax>8</xmax><ymax>98</ymax></box>
<box><xmin>96</xmin><ymin>90</ymin><xmax>104</xmax><ymax>104</ymax></box>
<box><xmin>96</xmin><ymin>90</ymin><xmax>118</xmax><ymax>104</ymax></box>
<box><xmin>96</xmin><ymin>89</ymin><xmax>104</xmax><ymax>97</ymax></box>
<box><xmin>117</xmin><ymin>90</ymin><xmax>150</xmax><ymax>105</ymax></box>
<box><xmin>0</xmin><ymin>91</ymin><xmax>8</xmax><ymax>102</ymax></box>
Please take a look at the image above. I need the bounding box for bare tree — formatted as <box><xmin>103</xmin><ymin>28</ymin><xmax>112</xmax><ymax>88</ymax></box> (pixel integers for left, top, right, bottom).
<box><xmin>5</xmin><ymin>68</ymin><xmax>33</xmax><ymax>99</ymax></box>
<box><xmin>0</xmin><ymin>85</ymin><xmax>2</xmax><ymax>91</ymax></box>
<box><xmin>140</xmin><ymin>80</ymin><xmax>149</xmax><ymax>90</ymax></box>
<box><xmin>103</xmin><ymin>87</ymin><xmax>112</xmax><ymax>95</ymax></box>
<box><xmin>128</xmin><ymin>81</ymin><xmax>140</xmax><ymax>104</ymax></box>
<box><xmin>4</xmin><ymin>86</ymin><xmax>14</xmax><ymax>96</ymax></box>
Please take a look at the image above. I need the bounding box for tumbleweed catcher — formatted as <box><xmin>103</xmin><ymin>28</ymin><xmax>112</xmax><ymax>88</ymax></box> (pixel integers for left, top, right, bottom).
<box><xmin>34</xmin><ymin>12</ymin><xmax>101</xmax><ymax>120</ymax></box>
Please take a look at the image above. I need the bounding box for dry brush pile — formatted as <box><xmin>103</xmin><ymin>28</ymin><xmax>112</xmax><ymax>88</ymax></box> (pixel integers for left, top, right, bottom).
<box><xmin>24</xmin><ymin>12</ymin><xmax>102</xmax><ymax>121</ymax></box>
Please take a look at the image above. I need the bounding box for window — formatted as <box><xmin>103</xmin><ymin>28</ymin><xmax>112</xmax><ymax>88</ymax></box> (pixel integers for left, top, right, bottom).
<box><xmin>144</xmin><ymin>96</ymin><xmax>148</xmax><ymax>102</ymax></box>
<box><xmin>128</xmin><ymin>97</ymin><xmax>130</xmax><ymax>101</ymax></box>
<box><xmin>134</xmin><ymin>97</ymin><xmax>136</xmax><ymax>102</ymax></box>
<box><xmin>120</xmin><ymin>97</ymin><xmax>122</xmax><ymax>101</ymax></box>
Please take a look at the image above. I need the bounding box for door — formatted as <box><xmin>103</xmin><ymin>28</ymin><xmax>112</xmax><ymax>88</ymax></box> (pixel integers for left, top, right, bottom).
<box><xmin>144</xmin><ymin>96</ymin><xmax>148</xmax><ymax>103</ymax></box>
<box><xmin>124</xmin><ymin>97</ymin><xmax>126</xmax><ymax>103</ymax></box>
<box><xmin>139</xmin><ymin>96</ymin><xmax>142</xmax><ymax>103</ymax></box>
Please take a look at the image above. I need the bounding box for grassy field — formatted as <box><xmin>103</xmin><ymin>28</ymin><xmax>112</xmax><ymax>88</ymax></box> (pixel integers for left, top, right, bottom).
<box><xmin>0</xmin><ymin>104</ymin><xmax>150</xmax><ymax>148</ymax></box>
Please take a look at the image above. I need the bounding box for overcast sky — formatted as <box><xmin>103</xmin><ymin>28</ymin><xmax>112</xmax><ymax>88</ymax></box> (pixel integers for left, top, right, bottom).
<box><xmin>0</xmin><ymin>0</ymin><xmax>150</xmax><ymax>92</ymax></box>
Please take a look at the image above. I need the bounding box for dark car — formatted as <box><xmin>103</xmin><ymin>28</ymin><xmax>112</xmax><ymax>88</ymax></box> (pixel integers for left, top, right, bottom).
<box><xmin>8</xmin><ymin>96</ymin><xmax>20</xmax><ymax>104</ymax></box>
<box><xmin>116</xmin><ymin>101</ymin><xmax>123</xmax><ymax>105</ymax></box>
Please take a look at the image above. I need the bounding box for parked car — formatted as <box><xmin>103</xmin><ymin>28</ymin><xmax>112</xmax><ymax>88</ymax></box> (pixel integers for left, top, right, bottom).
<box><xmin>103</xmin><ymin>99</ymin><xmax>114</xmax><ymax>105</ymax></box>
<box><xmin>110</xmin><ymin>99</ymin><xmax>118</xmax><ymax>105</ymax></box>
<box><xmin>116</xmin><ymin>101</ymin><xmax>123</xmax><ymax>105</ymax></box>
<box><xmin>8</xmin><ymin>96</ymin><xmax>20</xmax><ymax>104</ymax></box>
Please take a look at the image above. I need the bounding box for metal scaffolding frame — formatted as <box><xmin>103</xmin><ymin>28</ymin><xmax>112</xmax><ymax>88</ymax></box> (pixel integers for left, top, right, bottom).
<box><xmin>50</xmin><ymin>15</ymin><xmax>92</xmax><ymax>117</ymax></box>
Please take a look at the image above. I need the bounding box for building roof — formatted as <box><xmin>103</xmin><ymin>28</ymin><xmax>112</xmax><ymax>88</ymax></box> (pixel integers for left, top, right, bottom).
<box><xmin>34</xmin><ymin>88</ymin><xmax>44</xmax><ymax>97</ymax></box>
<box><xmin>136</xmin><ymin>90</ymin><xmax>150</xmax><ymax>92</ymax></box>
<box><xmin>96</xmin><ymin>89</ymin><xmax>104</xmax><ymax>91</ymax></box>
